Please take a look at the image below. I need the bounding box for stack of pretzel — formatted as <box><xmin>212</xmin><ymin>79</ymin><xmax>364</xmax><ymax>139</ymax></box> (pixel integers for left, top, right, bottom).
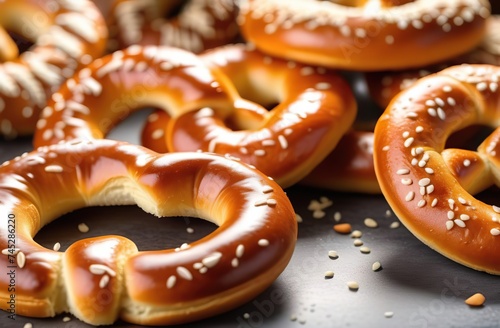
<box><xmin>1</xmin><ymin>0</ymin><xmax>500</xmax><ymax>326</ymax></box>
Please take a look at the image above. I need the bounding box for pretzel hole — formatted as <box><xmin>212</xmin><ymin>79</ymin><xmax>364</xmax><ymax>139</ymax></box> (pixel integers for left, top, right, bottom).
<box><xmin>34</xmin><ymin>206</ymin><xmax>217</xmax><ymax>252</ymax></box>
<box><xmin>445</xmin><ymin>124</ymin><xmax>494</xmax><ymax>150</ymax></box>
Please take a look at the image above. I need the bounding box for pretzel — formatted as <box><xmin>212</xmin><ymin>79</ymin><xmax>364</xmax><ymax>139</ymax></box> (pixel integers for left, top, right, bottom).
<box><xmin>373</xmin><ymin>64</ymin><xmax>500</xmax><ymax>274</ymax></box>
<box><xmin>366</xmin><ymin>15</ymin><xmax>500</xmax><ymax>109</ymax></box>
<box><xmin>0</xmin><ymin>0</ymin><xmax>108</xmax><ymax>138</ymax></box>
<box><xmin>237</xmin><ymin>0</ymin><xmax>491</xmax><ymax>71</ymax></box>
<box><xmin>142</xmin><ymin>43</ymin><xmax>357</xmax><ymax>188</ymax></box>
<box><xmin>33</xmin><ymin>45</ymin><xmax>239</xmax><ymax>148</ymax></box>
<box><xmin>0</xmin><ymin>138</ymin><xmax>297</xmax><ymax>325</ymax></box>
<box><xmin>107</xmin><ymin>0</ymin><xmax>240</xmax><ymax>53</ymax></box>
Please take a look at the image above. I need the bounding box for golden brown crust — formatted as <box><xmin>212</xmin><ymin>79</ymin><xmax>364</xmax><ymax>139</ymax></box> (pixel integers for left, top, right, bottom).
<box><xmin>238</xmin><ymin>0</ymin><xmax>490</xmax><ymax>71</ymax></box>
<box><xmin>141</xmin><ymin>43</ymin><xmax>357</xmax><ymax>188</ymax></box>
<box><xmin>33</xmin><ymin>45</ymin><xmax>237</xmax><ymax>148</ymax></box>
<box><xmin>107</xmin><ymin>0</ymin><xmax>240</xmax><ymax>53</ymax></box>
<box><xmin>0</xmin><ymin>0</ymin><xmax>108</xmax><ymax>138</ymax></box>
<box><xmin>373</xmin><ymin>64</ymin><xmax>500</xmax><ymax>274</ymax></box>
<box><xmin>0</xmin><ymin>139</ymin><xmax>297</xmax><ymax>325</ymax></box>
<box><xmin>365</xmin><ymin>15</ymin><xmax>500</xmax><ymax>109</ymax></box>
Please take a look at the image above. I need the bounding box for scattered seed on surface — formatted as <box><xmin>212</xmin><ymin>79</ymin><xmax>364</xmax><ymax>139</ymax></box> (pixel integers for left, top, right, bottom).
<box><xmin>243</xmin><ymin>313</ymin><xmax>250</xmax><ymax>319</ymax></box>
<box><xmin>353</xmin><ymin>239</ymin><xmax>364</xmax><ymax>247</ymax></box>
<box><xmin>351</xmin><ymin>230</ymin><xmax>362</xmax><ymax>238</ymax></box>
<box><xmin>324</xmin><ymin>271</ymin><xmax>334</xmax><ymax>279</ymax></box>
<box><xmin>347</xmin><ymin>281</ymin><xmax>359</xmax><ymax>290</ymax></box>
<box><xmin>364</xmin><ymin>217</ymin><xmax>378</xmax><ymax>228</ymax></box>
<box><xmin>360</xmin><ymin>246</ymin><xmax>371</xmax><ymax>254</ymax></box>
<box><xmin>313</xmin><ymin>210</ymin><xmax>326</xmax><ymax>219</ymax></box>
<box><xmin>186</xmin><ymin>227</ymin><xmax>194</xmax><ymax>234</ymax></box>
<box><xmin>465</xmin><ymin>293</ymin><xmax>485</xmax><ymax>306</ymax></box>
<box><xmin>384</xmin><ymin>311</ymin><xmax>394</xmax><ymax>318</ymax></box>
<box><xmin>296</xmin><ymin>213</ymin><xmax>303</xmax><ymax>223</ymax></box>
<box><xmin>333</xmin><ymin>211</ymin><xmax>342</xmax><ymax>222</ymax></box>
<box><xmin>78</xmin><ymin>223</ymin><xmax>89</xmax><ymax>233</ymax></box>
<box><xmin>290</xmin><ymin>314</ymin><xmax>297</xmax><ymax>321</ymax></box>
<box><xmin>372</xmin><ymin>261</ymin><xmax>382</xmax><ymax>271</ymax></box>
<box><xmin>24</xmin><ymin>324</ymin><xmax>33</xmax><ymax>328</ymax></box>
<box><xmin>390</xmin><ymin>221</ymin><xmax>400</xmax><ymax>229</ymax></box>
<box><xmin>328</xmin><ymin>250</ymin><xmax>339</xmax><ymax>259</ymax></box>
<box><xmin>62</xmin><ymin>316</ymin><xmax>71</xmax><ymax>322</ymax></box>
<box><xmin>333</xmin><ymin>223</ymin><xmax>352</xmax><ymax>234</ymax></box>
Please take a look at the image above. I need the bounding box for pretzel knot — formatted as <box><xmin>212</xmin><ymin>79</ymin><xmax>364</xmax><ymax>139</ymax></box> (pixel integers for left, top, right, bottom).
<box><xmin>374</xmin><ymin>64</ymin><xmax>500</xmax><ymax>274</ymax></box>
<box><xmin>0</xmin><ymin>139</ymin><xmax>297</xmax><ymax>325</ymax></box>
<box><xmin>142</xmin><ymin>44</ymin><xmax>357</xmax><ymax>188</ymax></box>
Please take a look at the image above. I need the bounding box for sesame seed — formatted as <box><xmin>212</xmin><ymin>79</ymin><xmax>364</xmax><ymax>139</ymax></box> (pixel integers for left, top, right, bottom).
<box><xmin>328</xmin><ymin>250</ymin><xmax>339</xmax><ymax>259</ymax></box>
<box><xmin>353</xmin><ymin>239</ymin><xmax>363</xmax><ymax>247</ymax></box>
<box><xmin>166</xmin><ymin>275</ymin><xmax>176</xmax><ymax>289</ymax></box>
<box><xmin>460</xmin><ymin>214</ymin><xmax>470</xmax><ymax>221</ymax></box>
<box><xmin>176</xmin><ymin>266</ymin><xmax>193</xmax><ymax>280</ymax></box>
<box><xmin>24</xmin><ymin>324</ymin><xmax>33</xmax><ymax>328</ymax></box>
<box><xmin>416</xmin><ymin>126</ymin><xmax>424</xmax><ymax>133</ymax></box>
<box><xmin>454</xmin><ymin>219</ymin><xmax>466</xmax><ymax>228</ymax></box>
<box><xmin>236</xmin><ymin>244</ymin><xmax>245</xmax><ymax>258</ymax></box>
<box><xmin>463</xmin><ymin>159</ymin><xmax>471</xmax><ymax>167</ymax></box>
<box><xmin>315</xmin><ymin>82</ymin><xmax>331</xmax><ymax>90</ymax></box>
<box><xmin>431</xmin><ymin>198</ymin><xmax>438</xmax><ymax>207</ymax></box>
<box><xmin>351</xmin><ymin>230</ymin><xmax>362</xmax><ymax>238</ymax></box>
<box><xmin>44</xmin><ymin>164</ymin><xmax>64</xmax><ymax>173</ymax></box>
<box><xmin>99</xmin><ymin>274</ymin><xmax>110</xmax><ymax>288</ymax></box>
<box><xmin>78</xmin><ymin>223</ymin><xmax>89</xmax><ymax>233</ymax></box>
<box><xmin>324</xmin><ymin>271</ymin><xmax>334</xmax><ymax>279</ymax></box>
<box><xmin>62</xmin><ymin>316</ymin><xmax>71</xmax><ymax>322</ymax></box>
<box><xmin>364</xmin><ymin>218</ymin><xmax>378</xmax><ymax>228</ymax></box>
<box><xmin>405</xmin><ymin>191</ymin><xmax>415</xmax><ymax>202</ymax></box>
<box><xmin>333</xmin><ymin>211</ymin><xmax>342</xmax><ymax>222</ymax></box>
<box><xmin>360</xmin><ymin>246</ymin><xmax>371</xmax><ymax>254</ymax></box>
<box><xmin>447</xmin><ymin>211</ymin><xmax>455</xmax><ymax>220</ymax></box>
<box><xmin>404</xmin><ymin>137</ymin><xmax>414</xmax><ymax>148</ymax></box>
<box><xmin>401</xmin><ymin>178</ymin><xmax>412</xmax><ymax>185</ymax></box>
<box><xmin>202</xmin><ymin>252</ymin><xmax>222</xmax><ymax>268</ymax></box>
<box><xmin>493</xmin><ymin>205</ymin><xmax>500</xmax><ymax>213</ymax></box>
<box><xmin>418</xmin><ymin>178</ymin><xmax>431</xmax><ymax>186</ymax></box>
<box><xmin>347</xmin><ymin>281</ymin><xmax>359</xmax><ymax>290</ymax></box>
<box><xmin>258</xmin><ymin>239</ymin><xmax>269</xmax><ymax>247</ymax></box>
<box><xmin>397</xmin><ymin>168</ymin><xmax>410</xmax><ymax>175</ymax></box>
<box><xmin>390</xmin><ymin>221</ymin><xmax>400</xmax><ymax>229</ymax></box>
<box><xmin>384</xmin><ymin>311</ymin><xmax>394</xmax><ymax>318</ymax></box>
<box><xmin>372</xmin><ymin>261</ymin><xmax>382</xmax><ymax>271</ymax></box>
<box><xmin>490</xmin><ymin>228</ymin><xmax>500</xmax><ymax>236</ymax></box>
<box><xmin>296</xmin><ymin>213</ymin><xmax>303</xmax><ymax>223</ymax></box>
<box><xmin>231</xmin><ymin>258</ymin><xmax>239</xmax><ymax>267</ymax></box>
<box><xmin>53</xmin><ymin>242</ymin><xmax>61</xmax><ymax>251</ymax></box>
<box><xmin>17</xmin><ymin>252</ymin><xmax>26</xmax><ymax>268</ymax></box>
<box><xmin>186</xmin><ymin>227</ymin><xmax>194</xmax><ymax>234</ymax></box>
<box><xmin>417</xmin><ymin>200</ymin><xmax>426</xmax><ymax>208</ymax></box>
<box><xmin>446</xmin><ymin>221</ymin><xmax>454</xmax><ymax>230</ymax></box>
<box><xmin>89</xmin><ymin>264</ymin><xmax>116</xmax><ymax>277</ymax></box>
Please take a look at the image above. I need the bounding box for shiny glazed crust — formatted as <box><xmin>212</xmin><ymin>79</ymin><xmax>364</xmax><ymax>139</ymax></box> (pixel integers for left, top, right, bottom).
<box><xmin>33</xmin><ymin>45</ymin><xmax>237</xmax><ymax>148</ymax></box>
<box><xmin>107</xmin><ymin>0</ymin><xmax>240</xmax><ymax>53</ymax></box>
<box><xmin>0</xmin><ymin>0</ymin><xmax>108</xmax><ymax>137</ymax></box>
<box><xmin>142</xmin><ymin>43</ymin><xmax>357</xmax><ymax>188</ymax></box>
<box><xmin>366</xmin><ymin>15</ymin><xmax>500</xmax><ymax>109</ymax></box>
<box><xmin>374</xmin><ymin>64</ymin><xmax>500</xmax><ymax>274</ymax></box>
<box><xmin>0</xmin><ymin>139</ymin><xmax>297</xmax><ymax>325</ymax></box>
<box><xmin>238</xmin><ymin>0</ymin><xmax>490</xmax><ymax>71</ymax></box>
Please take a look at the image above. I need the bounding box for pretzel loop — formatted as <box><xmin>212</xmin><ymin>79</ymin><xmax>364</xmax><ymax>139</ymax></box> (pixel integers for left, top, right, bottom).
<box><xmin>374</xmin><ymin>64</ymin><xmax>500</xmax><ymax>274</ymax></box>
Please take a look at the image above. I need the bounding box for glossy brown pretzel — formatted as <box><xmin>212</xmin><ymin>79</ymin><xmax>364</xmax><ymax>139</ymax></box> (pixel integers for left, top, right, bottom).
<box><xmin>142</xmin><ymin>43</ymin><xmax>357</xmax><ymax>188</ymax></box>
<box><xmin>374</xmin><ymin>64</ymin><xmax>500</xmax><ymax>274</ymax></box>
<box><xmin>0</xmin><ymin>139</ymin><xmax>297</xmax><ymax>325</ymax></box>
<box><xmin>0</xmin><ymin>0</ymin><xmax>108</xmax><ymax>138</ymax></box>
<box><xmin>238</xmin><ymin>0</ymin><xmax>490</xmax><ymax>71</ymax></box>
